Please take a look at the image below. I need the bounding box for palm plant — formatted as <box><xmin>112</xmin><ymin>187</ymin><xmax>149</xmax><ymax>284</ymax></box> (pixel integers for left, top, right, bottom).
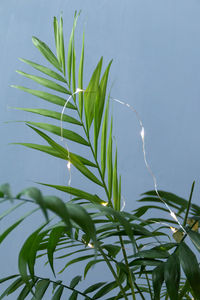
<box><xmin>1</xmin><ymin>12</ymin><xmax>200</xmax><ymax>299</ymax></box>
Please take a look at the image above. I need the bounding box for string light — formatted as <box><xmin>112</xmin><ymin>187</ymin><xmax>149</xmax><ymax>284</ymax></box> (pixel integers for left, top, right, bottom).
<box><xmin>87</xmin><ymin>242</ymin><xmax>94</xmax><ymax>248</ymax></box>
<box><xmin>60</xmin><ymin>88</ymin><xmax>184</xmax><ymax>233</ymax></box>
<box><xmin>101</xmin><ymin>202</ymin><xmax>108</xmax><ymax>206</ymax></box>
<box><xmin>111</xmin><ymin>96</ymin><xmax>186</xmax><ymax>234</ymax></box>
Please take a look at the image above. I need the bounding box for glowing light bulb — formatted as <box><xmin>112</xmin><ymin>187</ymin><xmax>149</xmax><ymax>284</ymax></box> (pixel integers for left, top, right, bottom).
<box><xmin>140</xmin><ymin>127</ymin><xmax>145</xmax><ymax>140</ymax></box>
<box><xmin>170</xmin><ymin>227</ymin><xmax>177</xmax><ymax>233</ymax></box>
<box><xmin>67</xmin><ymin>161</ymin><xmax>71</xmax><ymax>170</ymax></box>
<box><xmin>101</xmin><ymin>202</ymin><xmax>108</xmax><ymax>206</ymax></box>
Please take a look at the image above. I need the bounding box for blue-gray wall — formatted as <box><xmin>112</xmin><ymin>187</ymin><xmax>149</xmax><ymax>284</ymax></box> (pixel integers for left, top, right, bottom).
<box><xmin>1</xmin><ymin>0</ymin><xmax>200</xmax><ymax>298</ymax></box>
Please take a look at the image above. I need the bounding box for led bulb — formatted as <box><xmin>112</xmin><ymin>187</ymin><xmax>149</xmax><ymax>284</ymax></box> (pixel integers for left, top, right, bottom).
<box><xmin>140</xmin><ymin>127</ymin><xmax>145</xmax><ymax>140</ymax></box>
<box><xmin>67</xmin><ymin>161</ymin><xmax>71</xmax><ymax>170</ymax></box>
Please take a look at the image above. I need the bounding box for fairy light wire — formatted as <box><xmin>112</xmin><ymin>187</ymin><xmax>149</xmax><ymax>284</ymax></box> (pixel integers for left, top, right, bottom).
<box><xmin>111</xmin><ymin>97</ymin><xmax>186</xmax><ymax>234</ymax></box>
<box><xmin>60</xmin><ymin>89</ymin><xmax>185</xmax><ymax>233</ymax></box>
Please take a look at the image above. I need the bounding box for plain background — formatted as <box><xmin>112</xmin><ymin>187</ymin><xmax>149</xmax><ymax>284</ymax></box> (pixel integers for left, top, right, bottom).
<box><xmin>1</xmin><ymin>0</ymin><xmax>200</xmax><ymax>298</ymax></box>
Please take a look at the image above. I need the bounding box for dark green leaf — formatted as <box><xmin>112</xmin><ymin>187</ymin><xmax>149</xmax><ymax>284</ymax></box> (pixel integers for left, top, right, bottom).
<box><xmin>18</xmin><ymin>223</ymin><xmax>47</xmax><ymax>283</ymax></box>
<box><xmin>102</xmin><ymin>244</ymin><xmax>121</xmax><ymax>258</ymax></box>
<box><xmin>48</xmin><ymin>226</ymin><xmax>67</xmax><ymax>275</ymax></box>
<box><xmin>178</xmin><ymin>242</ymin><xmax>200</xmax><ymax>298</ymax></box>
<box><xmin>152</xmin><ymin>263</ymin><xmax>164</xmax><ymax>300</ymax></box>
<box><xmin>134</xmin><ymin>248</ymin><xmax>169</xmax><ymax>259</ymax></box>
<box><xmin>43</xmin><ymin>196</ymin><xmax>71</xmax><ymax>229</ymax></box>
<box><xmin>0</xmin><ymin>275</ymin><xmax>19</xmax><ymax>284</ymax></box>
<box><xmin>84</xmin><ymin>259</ymin><xmax>104</xmax><ymax>279</ymax></box>
<box><xmin>164</xmin><ymin>253</ymin><xmax>180</xmax><ymax>300</ymax></box>
<box><xmin>0</xmin><ymin>278</ymin><xmax>24</xmax><ymax>299</ymax></box>
<box><xmin>93</xmin><ymin>281</ymin><xmax>117</xmax><ymax>299</ymax></box>
<box><xmin>188</xmin><ymin>230</ymin><xmax>200</xmax><ymax>252</ymax></box>
<box><xmin>59</xmin><ymin>255</ymin><xmax>95</xmax><ymax>273</ymax></box>
<box><xmin>70</xmin><ymin>276</ymin><xmax>82</xmax><ymax>289</ymax></box>
<box><xmin>52</xmin><ymin>286</ymin><xmax>64</xmax><ymax>300</ymax></box>
<box><xmin>83</xmin><ymin>282</ymin><xmax>106</xmax><ymax>294</ymax></box>
<box><xmin>31</xmin><ymin>279</ymin><xmax>50</xmax><ymax>300</ymax></box>
<box><xmin>17</xmin><ymin>187</ymin><xmax>48</xmax><ymax>221</ymax></box>
<box><xmin>16</xmin><ymin>280</ymin><xmax>37</xmax><ymax>300</ymax></box>
<box><xmin>69</xmin><ymin>291</ymin><xmax>78</xmax><ymax>300</ymax></box>
<box><xmin>66</xmin><ymin>203</ymin><xmax>97</xmax><ymax>247</ymax></box>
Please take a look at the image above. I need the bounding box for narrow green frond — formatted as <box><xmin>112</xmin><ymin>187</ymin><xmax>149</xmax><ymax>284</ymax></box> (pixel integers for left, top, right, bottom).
<box><xmin>59</xmin><ymin>254</ymin><xmax>96</xmax><ymax>274</ymax></box>
<box><xmin>69</xmin><ymin>152</ymin><xmax>103</xmax><ymax>186</ymax></box>
<box><xmin>101</xmin><ymin>97</ymin><xmax>109</xmax><ymax>179</ymax></box>
<box><xmin>32</xmin><ymin>36</ymin><xmax>62</xmax><ymax>72</ymax></box>
<box><xmin>52</xmin><ymin>285</ymin><xmax>64</xmax><ymax>300</ymax></box>
<box><xmin>13</xmin><ymin>142</ymin><xmax>97</xmax><ymax>168</ymax></box>
<box><xmin>14</xmin><ymin>107</ymin><xmax>81</xmax><ymax>125</ymax></box>
<box><xmin>152</xmin><ymin>263</ymin><xmax>164</xmax><ymax>300</ymax></box>
<box><xmin>67</xmin><ymin>12</ymin><xmax>79</xmax><ymax>88</ymax></box>
<box><xmin>18</xmin><ymin>223</ymin><xmax>47</xmax><ymax>284</ymax></box>
<box><xmin>19</xmin><ymin>58</ymin><xmax>67</xmax><ymax>83</ymax></box>
<box><xmin>32</xmin><ymin>279</ymin><xmax>50</xmax><ymax>300</ymax></box>
<box><xmin>0</xmin><ymin>208</ymin><xmax>38</xmax><ymax>244</ymax></box>
<box><xmin>94</xmin><ymin>60</ymin><xmax>112</xmax><ymax>140</ymax></box>
<box><xmin>72</xmin><ymin>39</ymin><xmax>76</xmax><ymax>95</ymax></box>
<box><xmin>84</xmin><ymin>57</ymin><xmax>103</xmax><ymax>131</ymax></box>
<box><xmin>47</xmin><ymin>226</ymin><xmax>67</xmax><ymax>275</ymax></box>
<box><xmin>84</xmin><ymin>260</ymin><xmax>105</xmax><ymax>279</ymax></box>
<box><xmin>78</xmin><ymin>31</ymin><xmax>85</xmax><ymax>118</ymax></box>
<box><xmin>164</xmin><ymin>253</ymin><xmax>180</xmax><ymax>300</ymax></box>
<box><xmin>59</xmin><ymin>16</ymin><xmax>66</xmax><ymax>76</ymax></box>
<box><xmin>113</xmin><ymin>148</ymin><xmax>118</xmax><ymax>210</ymax></box>
<box><xmin>11</xmin><ymin>85</ymin><xmax>76</xmax><ymax>109</ymax></box>
<box><xmin>26</xmin><ymin>122</ymin><xmax>89</xmax><ymax>146</ymax></box>
<box><xmin>53</xmin><ymin>17</ymin><xmax>60</xmax><ymax>62</ymax></box>
<box><xmin>178</xmin><ymin>242</ymin><xmax>200</xmax><ymax>298</ymax></box>
<box><xmin>107</xmin><ymin>118</ymin><xmax>113</xmax><ymax>200</ymax></box>
<box><xmin>0</xmin><ymin>202</ymin><xmax>24</xmax><ymax>221</ymax></box>
<box><xmin>38</xmin><ymin>183</ymin><xmax>103</xmax><ymax>204</ymax></box>
<box><xmin>16</xmin><ymin>71</ymin><xmax>70</xmax><ymax>94</ymax></box>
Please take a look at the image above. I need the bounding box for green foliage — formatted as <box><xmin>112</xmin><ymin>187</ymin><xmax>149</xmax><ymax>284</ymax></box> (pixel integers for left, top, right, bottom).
<box><xmin>1</xmin><ymin>12</ymin><xmax>200</xmax><ymax>300</ymax></box>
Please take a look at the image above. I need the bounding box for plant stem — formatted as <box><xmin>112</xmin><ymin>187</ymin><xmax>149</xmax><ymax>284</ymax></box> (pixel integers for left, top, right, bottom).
<box><xmin>119</xmin><ymin>235</ymin><xmax>136</xmax><ymax>300</ymax></box>
<box><xmin>144</xmin><ymin>271</ymin><xmax>153</xmax><ymax>300</ymax></box>
<box><xmin>98</xmin><ymin>247</ymin><xmax>129</xmax><ymax>300</ymax></box>
<box><xmin>134</xmin><ymin>282</ymin><xmax>146</xmax><ymax>300</ymax></box>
